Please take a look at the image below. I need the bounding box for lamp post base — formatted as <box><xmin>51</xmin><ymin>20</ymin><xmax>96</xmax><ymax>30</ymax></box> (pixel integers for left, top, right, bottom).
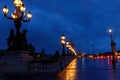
<box><xmin>0</xmin><ymin>51</ymin><xmax>33</xmax><ymax>75</ymax></box>
<box><xmin>112</xmin><ymin>58</ymin><xmax>117</xmax><ymax>64</ymax></box>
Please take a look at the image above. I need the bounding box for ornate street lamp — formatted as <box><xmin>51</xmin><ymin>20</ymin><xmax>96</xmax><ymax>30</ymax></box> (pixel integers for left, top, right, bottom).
<box><xmin>108</xmin><ymin>29</ymin><xmax>112</xmax><ymax>42</ymax></box>
<box><xmin>108</xmin><ymin>29</ymin><xmax>117</xmax><ymax>63</ymax></box>
<box><xmin>3</xmin><ymin>0</ymin><xmax>32</xmax><ymax>50</ymax></box>
<box><xmin>66</xmin><ymin>41</ymin><xmax>69</xmax><ymax>55</ymax></box>
<box><xmin>61</xmin><ymin>34</ymin><xmax>66</xmax><ymax>56</ymax></box>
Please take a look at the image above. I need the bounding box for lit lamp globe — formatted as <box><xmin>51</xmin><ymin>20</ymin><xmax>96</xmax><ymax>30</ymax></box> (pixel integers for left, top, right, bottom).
<box><xmin>66</xmin><ymin>41</ymin><xmax>69</xmax><ymax>48</ymax></box>
<box><xmin>109</xmin><ymin>29</ymin><xmax>112</xmax><ymax>33</ymax></box>
<box><xmin>61</xmin><ymin>34</ymin><xmax>66</xmax><ymax>40</ymax></box>
<box><xmin>14</xmin><ymin>0</ymin><xmax>23</xmax><ymax>7</ymax></box>
<box><xmin>27</xmin><ymin>12</ymin><xmax>32</xmax><ymax>19</ymax></box>
<box><xmin>3</xmin><ymin>5</ymin><xmax>8</xmax><ymax>15</ymax></box>
<box><xmin>68</xmin><ymin>45</ymin><xmax>72</xmax><ymax>50</ymax></box>
<box><xmin>61</xmin><ymin>40</ymin><xmax>65</xmax><ymax>45</ymax></box>
<box><xmin>20</xmin><ymin>5</ymin><xmax>26</xmax><ymax>12</ymax></box>
<box><xmin>11</xmin><ymin>13</ymin><xmax>17</xmax><ymax>19</ymax></box>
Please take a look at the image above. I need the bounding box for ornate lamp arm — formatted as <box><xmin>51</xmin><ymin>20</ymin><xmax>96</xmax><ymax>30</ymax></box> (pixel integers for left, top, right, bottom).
<box><xmin>22</xmin><ymin>11</ymin><xmax>32</xmax><ymax>22</ymax></box>
<box><xmin>5</xmin><ymin>15</ymin><xmax>13</xmax><ymax>20</ymax></box>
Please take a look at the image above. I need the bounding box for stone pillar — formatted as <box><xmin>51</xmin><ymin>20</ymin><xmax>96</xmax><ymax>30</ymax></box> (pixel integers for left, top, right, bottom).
<box><xmin>0</xmin><ymin>51</ymin><xmax>33</xmax><ymax>75</ymax></box>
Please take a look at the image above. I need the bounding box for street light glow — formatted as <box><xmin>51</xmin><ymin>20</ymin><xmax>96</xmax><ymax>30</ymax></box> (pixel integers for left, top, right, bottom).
<box><xmin>61</xmin><ymin>34</ymin><xmax>66</xmax><ymax>40</ymax></box>
<box><xmin>61</xmin><ymin>40</ymin><xmax>65</xmax><ymax>45</ymax></box>
<box><xmin>3</xmin><ymin>5</ymin><xmax>8</xmax><ymax>15</ymax></box>
<box><xmin>27</xmin><ymin>12</ymin><xmax>32</xmax><ymax>19</ymax></box>
<box><xmin>11</xmin><ymin>13</ymin><xmax>17</xmax><ymax>19</ymax></box>
<box><xmin>14</xmin><ymin>0</ymin><xmax>23</xmax><ymax>7</ymax></box>
<box><xmin>20</xmin><ymin>5</ymin><xmax>26</xmax><ymax>12</ymax></box>
<box><xmin>66</xmin><ymin>41</ymin><xmax>69</xmax><ymax>48</ymax></box>
<box><xmin>3</xmin><ymin>0</ymin><xmax>32</xmax><ymax>22</ymax></box>
<box><xmin>108</xmin><ymin>29</ymin><xmax>112</xmax><ymax>33</ymax></box>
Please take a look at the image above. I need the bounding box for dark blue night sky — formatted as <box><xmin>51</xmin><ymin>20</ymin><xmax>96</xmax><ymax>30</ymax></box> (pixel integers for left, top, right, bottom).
<box><xmin>1</xmin><ymin>0</ymin><xmax>120</xmax><ymax>54</ymax></box>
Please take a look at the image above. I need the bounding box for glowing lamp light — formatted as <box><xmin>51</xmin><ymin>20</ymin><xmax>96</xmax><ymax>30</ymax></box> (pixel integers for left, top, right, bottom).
<box><xmin>108</xmin><ymin>29</ymin><xmax>112</xmax><ymax>33</ymax></box>
<box><xmin>61</xmin><ymin>40</ymin><xmax>65</xmax><ymax>45</ymax></box>
<box><xmin>37</xmin><ymin>54</ymin><xmax>40</xmax><ymax>58</ymax></box>
<box><xmin>66</xmin><ymin>41</ymin><xmax>69</xmax><ymax>48</ymax></box>
<box><xmin>11</xmin><ymin>13</ymin><xmax>17</xmax><ymax>19</ymax></box>
<box><xmin>66</xmin><ymin>45</ymin><xmax>69</xmax><ymax>48</ymax></box>
<box><xmin>68</xmin><ymin>44</ymin><xmax>71</xmax><ymax>47</ymax></box>
<box><xmin>66</xmin><ymin>41</ymin><xmax>69</xmax><ymax>45</ymax></box>
<box><xmin>107</xmin><ymin>56</ymin><xmax>110</xmax><ymax>58</ymax></box>
<box><xmin>27</xmin><ymin>12</ymin><xmax>32</xmax><ymax>19</ymax></box>
<box><xmin>115</xmin><ymin>52</ymin><xmax>117</xmax><ymax>56</ymax></box>
<box><xmin>2</xmin><ymin>0</ymin><xmax>32</xmax><ymax>51</ymax></box>
<box><xmin>20</xmin><ymin>5</ymin><xmax>26</xmax><ymax>12</ymax></box>
<box><xmin>14</xmin><ymin>0</ymin><xmax>23</xmax><ymax>7</ymax></box>
<box><xmin>100</xmin><ymin>56</ymin><xmax>104</xmax><ymax>59</ymax></box>
<box><xmin>3</xmin><ymin>5</ymin><xmax>8</xmax><ymax>14</ymax></box>
<box><xmin>69</xmin><ymin>47</ymin><xmax>72</xmax><ymax>50</ymax></box>
<box><xmin>61</xmin><ymin>34</ymin><xmax>66</xmax><ymax>40</ymax></box>
<box><xmin>89</xmin><ymin>55</ymin><xmax>93</xmax><ymax>59</ymax></box>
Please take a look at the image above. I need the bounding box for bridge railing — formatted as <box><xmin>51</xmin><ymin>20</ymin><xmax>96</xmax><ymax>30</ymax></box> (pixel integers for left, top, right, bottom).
<box><xmin>29</xmin><ymin>56</ymin><xmax>75</xmax><ymax>73</ymax></box>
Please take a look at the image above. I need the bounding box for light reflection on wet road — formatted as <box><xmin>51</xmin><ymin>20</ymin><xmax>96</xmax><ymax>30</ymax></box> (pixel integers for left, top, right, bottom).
<box><xmin>57</xmin><ymin>58</ymin><xmax>120</xmax><ymax>80</ymax></box>
<box><xmin>1</xmin><ymin>58</ymin><xmax>120</xmax><ymax>80</ymax></box>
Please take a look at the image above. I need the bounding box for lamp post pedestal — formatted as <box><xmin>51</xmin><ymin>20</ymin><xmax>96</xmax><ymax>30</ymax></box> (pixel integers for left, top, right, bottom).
<box><xmin>111</xmin><ymin>39</ymin><xmax>117</xmax><ymax>63</ymax></box>
<box><xmin>62</xmin><ymin>45</ymin><xmax>66</xmax><ymax>56</ymax></box>
<box><xmin>0</xmin><ymin>51</ymin><xmax>33</xmax><ymax>75</ymax></box>
<box><xmin>7</xmin><ymin>27</ymin><xmax>28</xmax><ymax>51</ymax></box>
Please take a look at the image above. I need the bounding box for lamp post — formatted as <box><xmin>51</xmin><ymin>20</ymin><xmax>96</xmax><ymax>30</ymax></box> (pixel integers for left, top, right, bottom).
<box><xmin>3</xmin><ymin>0</ymin><xmax>32</xmax><ymax>50</ymax></box>
<box><xmin>61</xmin><ymin>34</ymin><xmax>66</xmax><ymax>56</ymax></box>
<box><xmin>108</xmin><ymin>29</ymin><xmax>113</xmax><ymax>42</ymax></box>
<box><xmin>66</xmin><ymin>41</ymin><xmax>69</xmax><ymax>56</ymax></box>
<box><xmin>108</xmin><ymin>29</ymin><xmax>117</xmax><ymax>63</ymax></box>
<box><xmin>68</xmin><ymin>44</ymin><xmax>72</xmax><ymax>55</ymax></box>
